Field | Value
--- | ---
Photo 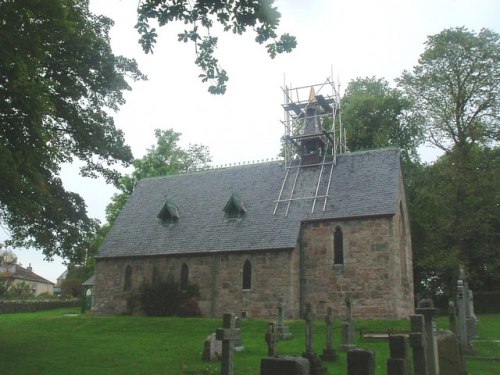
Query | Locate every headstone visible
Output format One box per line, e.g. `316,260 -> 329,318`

302,304 -> 326,375
437,330 -> 469,375
265,323 -> 278,357
260,356 -> 310,375
276,298 -> 293,340
409,314 -> 428,375
347,349 -> 375,375
465,289 -> 479,340
216,313 -> 241,375
448,300 -> 457,334
320,307 -> 338,361
387,335 -> 410,375
415,299 -> 440,375
456,267 -> 475,353
202,333 -> 222,361
234,317 -> 244,352
341,293 -> 356,351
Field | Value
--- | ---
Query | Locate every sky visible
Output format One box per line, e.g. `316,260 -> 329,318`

4,0 -> 499,283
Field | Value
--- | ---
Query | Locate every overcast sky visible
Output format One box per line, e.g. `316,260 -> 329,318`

5,0 -> 499,283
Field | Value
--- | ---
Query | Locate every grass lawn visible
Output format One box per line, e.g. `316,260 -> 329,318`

0,308 -> 497,374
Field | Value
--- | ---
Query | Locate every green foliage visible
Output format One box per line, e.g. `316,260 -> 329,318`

0,0 -> 146,263
62,264 -> 94,298
410,146 -> 499,296
341,76 -> 424,162
0,280 -> 34,298
399,27 -> 499,153
136,0 -> 296,94
132,273 -> 201,317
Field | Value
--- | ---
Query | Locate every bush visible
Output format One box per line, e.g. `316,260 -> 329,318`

130,274 -> 201,317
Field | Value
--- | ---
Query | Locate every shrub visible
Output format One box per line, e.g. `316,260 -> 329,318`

131,274 -> 201,317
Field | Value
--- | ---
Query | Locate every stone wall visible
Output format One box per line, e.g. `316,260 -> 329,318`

0,300 -> 80,314
93,248 -> 299,318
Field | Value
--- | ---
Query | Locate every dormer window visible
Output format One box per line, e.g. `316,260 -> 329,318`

158,200 -> 179,225
223,193 -> 246,220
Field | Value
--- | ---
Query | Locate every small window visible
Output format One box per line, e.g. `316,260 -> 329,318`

180,263 -> 189,290
158,200 -> 179,224
224,193 -> 246,220
334,226 -> 344,265
242,260 -> 252,290
124,265 -> 132,291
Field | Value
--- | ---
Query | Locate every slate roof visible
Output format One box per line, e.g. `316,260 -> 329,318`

0,264 -> 54,285
97,148 -> 402,259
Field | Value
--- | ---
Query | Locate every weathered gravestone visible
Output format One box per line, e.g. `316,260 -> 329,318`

341,293 -> 356,351
276,298 -> 293,340
234,316 -> 244,352
320,307 -> 338,361
302,304 -> 326,375
448,300 -> 457,334
415,299 -> 440,375
437,330 -> 468,375
410,314 -> 428,375
202,333 -> 222,361
265,323 -> 278,357
456,267 -> 475,353
261,356 -> 310,375
387,335 -> 410,375
347,349 -> 375,375
216,313 -> 241,375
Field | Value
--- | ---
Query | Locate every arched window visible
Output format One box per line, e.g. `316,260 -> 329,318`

180,263 -> 189,290
242,260 -> 252,290
124,265 -> 132,291
334,226 -> 344,265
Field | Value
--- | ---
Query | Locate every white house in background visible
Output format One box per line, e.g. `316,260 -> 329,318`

0,263 -> 54,296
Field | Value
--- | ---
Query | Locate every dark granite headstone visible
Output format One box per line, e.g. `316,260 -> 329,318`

416,299 -> 440,375
410,314 -> 428,375
347,349 -> 375,375
387,335 -> 409,375
260,356 -> 310,375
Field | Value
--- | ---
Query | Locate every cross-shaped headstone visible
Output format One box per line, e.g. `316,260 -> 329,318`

409,314 -> 428,375
304,303 -> 316,354
216,313 -> 241,375
265,322 -> 278,357
320,307 -> 338,361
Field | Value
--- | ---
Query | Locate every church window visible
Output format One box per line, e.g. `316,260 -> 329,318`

180,263 -> 189,290
124,265 -> 132,291
224,193 -> 246,220
334,226 -> 344,265
158,199 -> 179,225
242,260 -> 252,290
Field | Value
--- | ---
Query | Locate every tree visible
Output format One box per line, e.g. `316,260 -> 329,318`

136,0 -> 297,94
399,27 -> 500,293
0,1 -> 145,262
105,129 -> 211,226
399,27 -> 499,154
340,77 -> 423,161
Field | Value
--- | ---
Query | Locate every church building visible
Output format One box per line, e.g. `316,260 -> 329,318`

93,82 -> 414,319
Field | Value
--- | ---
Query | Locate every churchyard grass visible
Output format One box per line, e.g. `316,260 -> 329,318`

0,308 -> 497,374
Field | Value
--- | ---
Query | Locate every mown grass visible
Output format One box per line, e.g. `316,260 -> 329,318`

0,308 -> 497,374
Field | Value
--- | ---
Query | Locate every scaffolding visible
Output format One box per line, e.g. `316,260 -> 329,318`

274,74 -> 348,216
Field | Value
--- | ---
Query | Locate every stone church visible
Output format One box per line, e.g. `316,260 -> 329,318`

93,86 -> 414,319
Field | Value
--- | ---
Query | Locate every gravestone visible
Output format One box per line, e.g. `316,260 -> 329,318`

465,289 -> 478,341
456,267 -> 475,353
276,298 -> 293,340
409,314 -> 428,375
347,349 -> 375,375
415,299 -> 440,375
260,356 -> 310,375
320,307 -> 338,361
448,300 -> 457,334
234,317 -> 244,352
437,330 -> 468,375
216,313 -> 241,375
387,335 -> 410,375
202,333 -> 222,361
341,293 -> 356,351
302,304 -> 326,375
265,323 -> 278,357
